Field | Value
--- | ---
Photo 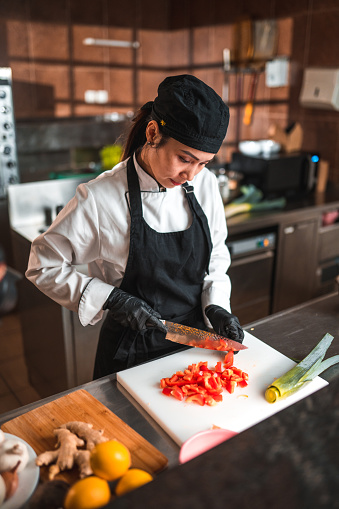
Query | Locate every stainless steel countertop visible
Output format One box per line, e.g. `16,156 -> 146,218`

0,292 -> 338,481
2,291 -> 338,439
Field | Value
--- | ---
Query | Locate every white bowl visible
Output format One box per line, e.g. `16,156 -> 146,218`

260,139 -> 281,156
238,140 -> 262,156
239,139 -> 281,157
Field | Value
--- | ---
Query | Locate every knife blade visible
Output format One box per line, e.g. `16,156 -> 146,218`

162,320 -> 247,352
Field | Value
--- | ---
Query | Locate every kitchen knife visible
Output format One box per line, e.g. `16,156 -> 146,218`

162,320 -> 247,352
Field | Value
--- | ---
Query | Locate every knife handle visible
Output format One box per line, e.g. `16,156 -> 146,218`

145,318 -> 166,327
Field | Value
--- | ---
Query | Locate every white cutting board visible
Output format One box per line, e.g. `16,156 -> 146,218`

117,331 -> 328,446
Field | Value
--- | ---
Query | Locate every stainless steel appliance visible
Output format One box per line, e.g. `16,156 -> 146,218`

0,68 -> 19,198
230,151 -> 319,199
226,230 -> 277,324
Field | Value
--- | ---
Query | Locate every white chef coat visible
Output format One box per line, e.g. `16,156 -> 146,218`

26,154 -> 232,327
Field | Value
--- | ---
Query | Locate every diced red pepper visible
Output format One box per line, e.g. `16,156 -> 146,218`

204,395 -> 217,406
160,351 -> 249,406
232,367 -> 243,376
162,387 -> 172,396
215,361 -> 223,373
223,351 -> 234,368
171,386 -> 185,401
225,380 -> 236,394
212,394 -> 223,403
186,394 -> 206,406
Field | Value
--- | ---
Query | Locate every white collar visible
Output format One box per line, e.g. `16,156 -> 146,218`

133,153 -> 166,192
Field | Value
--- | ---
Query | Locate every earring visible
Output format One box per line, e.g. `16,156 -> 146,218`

147,141 -> 151,145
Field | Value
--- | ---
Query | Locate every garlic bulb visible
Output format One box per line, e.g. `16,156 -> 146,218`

0,431 -> 5,446
0,439 -> 29,473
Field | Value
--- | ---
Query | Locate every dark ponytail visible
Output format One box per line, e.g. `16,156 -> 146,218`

121,106 -> 151,161
121,101 -> 169,161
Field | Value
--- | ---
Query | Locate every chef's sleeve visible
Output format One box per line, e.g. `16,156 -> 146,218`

25,184 -> 113,326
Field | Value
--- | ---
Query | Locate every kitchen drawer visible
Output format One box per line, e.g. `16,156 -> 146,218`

318,223 -> 339,262
228,251 -> 274,308
228,250 -> 274,324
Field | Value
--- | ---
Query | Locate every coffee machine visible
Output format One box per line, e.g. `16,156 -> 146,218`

229,151 -> 319,199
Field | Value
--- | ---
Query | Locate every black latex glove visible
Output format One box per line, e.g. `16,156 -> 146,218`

205,305 -> 244,343
103,287 -> 167,333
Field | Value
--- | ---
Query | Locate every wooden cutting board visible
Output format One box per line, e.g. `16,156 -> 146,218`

1,389 -> 168,484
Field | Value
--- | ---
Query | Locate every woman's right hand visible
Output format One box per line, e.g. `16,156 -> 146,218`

103,288 -> 167,333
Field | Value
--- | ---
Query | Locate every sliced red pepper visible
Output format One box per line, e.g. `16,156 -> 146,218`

223,351 -> 234,368
171,386 -> 185,401
160,352 -> 249,405
225,380 -> 236,394
204,395 -> 217,406
199,364 -> 210,372
215,361 -> 223,373
162,387 -> 172,396
212,394 -> 223,403
186,394 -> 205,406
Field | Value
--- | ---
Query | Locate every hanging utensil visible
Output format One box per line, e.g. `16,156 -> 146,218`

222,48 -> 231,103
233,18 -> 254,141
235,19 -> 254,64
243,19 -> 278,126
243,71 -> 259,126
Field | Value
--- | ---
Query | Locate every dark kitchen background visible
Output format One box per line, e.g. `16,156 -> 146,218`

0,0 -> 339,183
1,0 -> 339,412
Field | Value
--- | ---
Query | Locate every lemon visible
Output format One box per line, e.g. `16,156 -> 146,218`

115,468 -> 153,496
64,476 -> 111,509
90,440 -> 131,481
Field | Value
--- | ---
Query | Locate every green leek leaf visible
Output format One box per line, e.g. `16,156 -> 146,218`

265,333 -> 337,403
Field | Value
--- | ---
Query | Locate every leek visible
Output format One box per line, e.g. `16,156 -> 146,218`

225,197 -> 286,218
232,185 -> 263,205
265,333 -> 339,403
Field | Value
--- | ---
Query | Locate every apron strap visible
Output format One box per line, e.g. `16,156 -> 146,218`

182,181 -> 213,274
127,158 -> 212,274
126,156 -> 143,220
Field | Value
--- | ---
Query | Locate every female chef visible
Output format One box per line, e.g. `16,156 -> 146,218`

26,74 -> 244,379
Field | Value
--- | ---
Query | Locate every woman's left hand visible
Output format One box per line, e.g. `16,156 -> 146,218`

205,304 -> 244,343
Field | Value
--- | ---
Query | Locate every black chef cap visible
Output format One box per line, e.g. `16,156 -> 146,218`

147,75 -> 229,154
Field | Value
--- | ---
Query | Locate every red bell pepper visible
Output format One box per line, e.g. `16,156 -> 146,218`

160,351 -> 249,406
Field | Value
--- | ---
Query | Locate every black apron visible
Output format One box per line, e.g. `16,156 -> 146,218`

93,156 -> 212,378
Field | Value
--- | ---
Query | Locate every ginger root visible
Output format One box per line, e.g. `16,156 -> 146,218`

36,422 -> 109,480
60,421 -> 108,451
36,429 -> 85,480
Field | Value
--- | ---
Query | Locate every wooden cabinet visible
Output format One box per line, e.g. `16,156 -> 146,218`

228,250 -> 275,325
318,223 -> 339,261
314,221 -> 339,297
